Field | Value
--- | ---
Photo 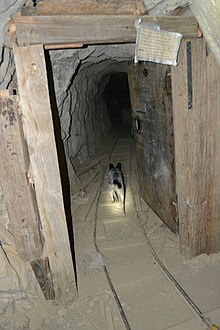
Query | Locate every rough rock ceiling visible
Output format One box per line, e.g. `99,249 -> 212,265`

144,0 -> 190,15
23,0 -> 191,16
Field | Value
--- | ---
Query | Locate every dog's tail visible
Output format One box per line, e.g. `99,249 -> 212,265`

113,179 -> 122,189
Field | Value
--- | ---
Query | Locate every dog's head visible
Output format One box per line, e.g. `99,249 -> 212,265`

109,163 -> 122,171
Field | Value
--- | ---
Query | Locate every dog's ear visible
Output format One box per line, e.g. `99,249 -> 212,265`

109,163 -> 114,171
116,163 -> 121,171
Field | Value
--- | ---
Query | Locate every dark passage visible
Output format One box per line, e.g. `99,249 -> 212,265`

103,72 -> 132,131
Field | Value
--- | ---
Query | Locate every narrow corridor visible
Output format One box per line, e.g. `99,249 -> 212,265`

71,132 -> 220,330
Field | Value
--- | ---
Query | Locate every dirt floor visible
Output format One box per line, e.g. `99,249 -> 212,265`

1,131 -> 220,330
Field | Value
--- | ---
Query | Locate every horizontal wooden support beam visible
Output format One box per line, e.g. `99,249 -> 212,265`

44,43 -> 84,50
15,15 -> 199,47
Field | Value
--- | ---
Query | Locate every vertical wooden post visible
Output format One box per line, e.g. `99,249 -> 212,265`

0,91 -> 56,299
13,44 -> 77,299
206,52 -> 220,254
0,92 -> 43,261
171,38 -> 220,257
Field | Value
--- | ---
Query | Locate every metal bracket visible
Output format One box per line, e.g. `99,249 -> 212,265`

186,41 -> 193,110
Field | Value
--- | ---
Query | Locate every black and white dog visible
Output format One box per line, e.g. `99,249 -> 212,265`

108,163 -> 125,213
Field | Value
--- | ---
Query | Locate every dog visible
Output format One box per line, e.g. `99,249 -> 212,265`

108,163 -> 125,213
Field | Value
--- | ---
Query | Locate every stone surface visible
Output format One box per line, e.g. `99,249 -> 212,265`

143,0 -> 189,14
190,0 -> 220,66
0,0 -> 25,89
1,2 -> 220,330
49,44 -> 135,192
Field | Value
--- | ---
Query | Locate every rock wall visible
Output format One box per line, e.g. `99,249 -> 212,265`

49,44 -> 135,193
0,0 -> 191,306
0,1 -> 191,194
0,0 -> 28,310
190,0 -> 220,67
0,0 -> 25,89
144,0 -> 189,14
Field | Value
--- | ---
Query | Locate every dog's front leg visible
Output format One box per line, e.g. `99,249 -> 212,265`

110,190 -> 115,203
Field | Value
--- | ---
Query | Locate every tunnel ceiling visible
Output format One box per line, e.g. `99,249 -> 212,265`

49,44 -> 135,108
0,0 -> 192,193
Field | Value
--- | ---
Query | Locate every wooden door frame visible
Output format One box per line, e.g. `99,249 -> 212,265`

11,44 -> 77,300
172,38 -> 220,257
4,14 -> 217,281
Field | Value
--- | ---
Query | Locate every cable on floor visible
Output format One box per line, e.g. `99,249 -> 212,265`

134,196 -> 219,330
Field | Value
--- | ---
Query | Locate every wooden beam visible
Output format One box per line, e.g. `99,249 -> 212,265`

127,64 -> 144,112
0,92 -> 57,299
206,52 -> 220,254
14,15 -> 199,46
0,93 -> 44,261
171,39 -> 209,257
44,43 -> 84,50
13,44 -> 77,299
22,0 -> 146,16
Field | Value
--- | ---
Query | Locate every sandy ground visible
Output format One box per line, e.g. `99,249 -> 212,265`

1,132 -> 220,330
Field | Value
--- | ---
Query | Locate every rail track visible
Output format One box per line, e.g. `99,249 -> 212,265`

73,132 -> 219,330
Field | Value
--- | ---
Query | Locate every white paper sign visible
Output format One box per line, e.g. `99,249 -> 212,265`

135,21 -> 183,66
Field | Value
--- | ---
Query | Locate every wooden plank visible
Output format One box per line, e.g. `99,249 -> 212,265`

14,15 -> 199,46
206,52 -> 220,254
44,43 -> 84,50
22,0 -> 146,16
127,64 -> 144,113
128,62 -> 177,233
171,39 -> 208,257
0,94 -> 43,261
13,44 -> 77,299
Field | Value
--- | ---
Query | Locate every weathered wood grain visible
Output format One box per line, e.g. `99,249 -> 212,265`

206,52 -> 220,254
22,0 -> 146,16
14,15 -> 199,46
128,62 -> 177,233
13,44 -> 77,299
0,93 -> 43,261
171,39 -> 209,257
127,64 -> 144,113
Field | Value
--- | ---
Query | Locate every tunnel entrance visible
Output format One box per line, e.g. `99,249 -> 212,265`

103,72 -> 132,131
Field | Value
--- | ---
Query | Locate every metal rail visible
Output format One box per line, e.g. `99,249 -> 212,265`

90,136 -> 219,330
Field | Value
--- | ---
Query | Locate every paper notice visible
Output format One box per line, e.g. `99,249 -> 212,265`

135,22 -> 183,66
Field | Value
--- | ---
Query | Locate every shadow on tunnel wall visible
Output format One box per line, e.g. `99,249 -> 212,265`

44,51 -> 78,288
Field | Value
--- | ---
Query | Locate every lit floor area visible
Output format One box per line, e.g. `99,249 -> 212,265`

1,131 -> 220,330
71,131 -> 220,330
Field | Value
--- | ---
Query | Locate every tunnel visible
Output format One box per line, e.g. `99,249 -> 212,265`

45,42 -> 178,236
44,42 -> 178,240
42,45 -> 137,285
41,43 -> 219,329
2,13 -> 220,329
103,72 -> 132,130
46,44 -> 135,196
